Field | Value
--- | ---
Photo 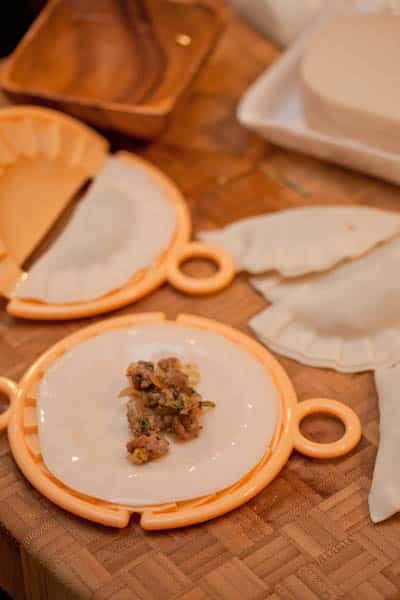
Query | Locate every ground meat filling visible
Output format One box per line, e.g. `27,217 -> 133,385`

122,357 -> 215,464
126,412 -> 170,465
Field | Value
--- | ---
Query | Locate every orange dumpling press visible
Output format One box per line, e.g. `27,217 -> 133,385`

0,105 -> 235,320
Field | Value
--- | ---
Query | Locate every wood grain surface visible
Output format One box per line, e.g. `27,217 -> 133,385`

1,9 -> 400,600
2,0 -> 227,138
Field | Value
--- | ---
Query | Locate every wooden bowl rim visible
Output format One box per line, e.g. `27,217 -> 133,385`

1,0 -> 229,116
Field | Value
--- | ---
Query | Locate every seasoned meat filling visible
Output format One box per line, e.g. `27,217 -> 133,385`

126,361 -> 155,390
122,357 -> 215,464
126,411 -> 169,465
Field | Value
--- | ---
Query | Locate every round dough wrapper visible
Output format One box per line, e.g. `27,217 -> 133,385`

37,322 -> 280,505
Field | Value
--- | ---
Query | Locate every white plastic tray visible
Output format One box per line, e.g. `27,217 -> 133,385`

238,0 -> 400,186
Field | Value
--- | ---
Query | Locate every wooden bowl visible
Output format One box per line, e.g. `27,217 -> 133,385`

0,0 -> 228,139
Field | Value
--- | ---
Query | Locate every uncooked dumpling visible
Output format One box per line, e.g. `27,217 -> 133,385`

199,206 -> 400,277
14,157 -> 176,304
250,237 -> 400,372
369,364 -> 400,523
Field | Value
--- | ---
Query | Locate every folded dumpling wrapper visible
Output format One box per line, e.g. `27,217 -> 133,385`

250,237 -> 400,372
14,157 -> 176,303
199,206 -> 400,277
369,364 -> 400,523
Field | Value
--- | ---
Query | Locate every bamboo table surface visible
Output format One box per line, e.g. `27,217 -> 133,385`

1,10 -> 400,600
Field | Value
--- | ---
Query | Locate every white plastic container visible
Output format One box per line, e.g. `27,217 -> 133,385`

238,0 -> 400,186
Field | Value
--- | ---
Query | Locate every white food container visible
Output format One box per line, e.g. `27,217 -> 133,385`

238,0 -> 400,187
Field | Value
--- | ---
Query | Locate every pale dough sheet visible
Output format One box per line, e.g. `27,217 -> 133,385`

37,323 -> 279,505
369,364 -> 400,523
14,157 -> 176,304
250,237 -> 400,373
302,15 -> 400,155
199,206 -> 400,277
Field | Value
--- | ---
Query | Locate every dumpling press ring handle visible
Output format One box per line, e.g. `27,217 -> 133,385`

0,377 -> 18,431
293,398 -> 362,459
167,241 -> 235,295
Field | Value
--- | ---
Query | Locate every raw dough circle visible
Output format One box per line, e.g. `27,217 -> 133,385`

38,322 -> 280,505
